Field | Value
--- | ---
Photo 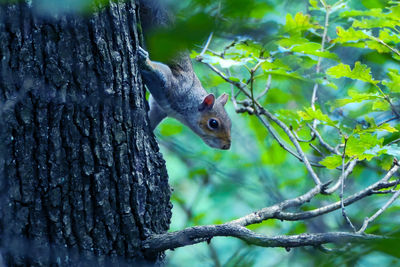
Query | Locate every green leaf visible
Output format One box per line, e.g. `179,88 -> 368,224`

309,0 -> 318,8
278,37 -> 338,59
379,29 -> 400,44
319,155 -> 342,169
346,133 -> 384,160
283,12 -> 322,36
290,43 -> 339,60
261,59 -> 290,71
326,62 -> 378,85
340,9 -> 385,19
365,40 -> 391,53
333,90 -> 382,108
229,76 -> 241,82
383,69 -> 400,92
372,99 -> 391,111
298,107 -> 337,127
276,109 -> 302,129
352,18 -> 400,29
234,41 -> 265,57
264,69 -> 306,81
354,118 -> 398,134
333,27 -> 369,43
377,123 -> 398,133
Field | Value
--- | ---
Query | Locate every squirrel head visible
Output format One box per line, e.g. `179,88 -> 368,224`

195,93 -> 231,150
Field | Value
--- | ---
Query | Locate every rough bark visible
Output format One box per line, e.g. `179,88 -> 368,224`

0,0 -> 171,265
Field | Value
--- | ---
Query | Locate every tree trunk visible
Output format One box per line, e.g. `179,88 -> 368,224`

0,0 -> 171,265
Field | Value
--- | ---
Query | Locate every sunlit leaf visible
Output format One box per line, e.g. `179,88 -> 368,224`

298,107 -> 337,127
283,12 -> 322,36
333,27 -> 369,43
346,133 -> 384,160
334,90 -> 382,108
326,62 -> 378,84
353,18 -> 400,29
319,155 -> 342,169
372,99 -> 391,111
383,69 -> 400,92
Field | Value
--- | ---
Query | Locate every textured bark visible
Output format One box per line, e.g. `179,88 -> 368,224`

0,0 -> 171,265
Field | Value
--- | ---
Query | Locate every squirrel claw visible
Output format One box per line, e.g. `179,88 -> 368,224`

138,46 -> 149,60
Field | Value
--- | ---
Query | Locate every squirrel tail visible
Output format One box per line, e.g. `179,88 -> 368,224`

138,0 -> 174,32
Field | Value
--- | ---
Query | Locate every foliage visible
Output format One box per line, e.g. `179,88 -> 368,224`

153,0 -> 400,266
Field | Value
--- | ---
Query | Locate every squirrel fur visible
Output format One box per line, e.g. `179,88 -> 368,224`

138,0 -> 232,150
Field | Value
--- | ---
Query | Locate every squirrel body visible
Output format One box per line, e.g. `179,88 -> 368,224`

138,0 -> 232,150
139,48 -> 231,150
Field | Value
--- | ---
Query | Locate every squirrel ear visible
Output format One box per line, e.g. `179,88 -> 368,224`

198,94 -> 215,111
217,93 -> 229,106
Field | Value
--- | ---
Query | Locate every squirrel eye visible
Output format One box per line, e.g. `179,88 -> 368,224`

208,118 -> 219,129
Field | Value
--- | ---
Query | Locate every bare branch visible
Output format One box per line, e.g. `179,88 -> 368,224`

307,123 -> 338,154
311,4 -> 330,130
195,59 -> 253,99
369,35 -> 400,57
256,74 -> 272,100
259,109 -> 322,185
275,171 -> 400,221
377,116 -> 400,127
229,184 -> 325,226
388,138 -> 400,146
142,224 -> 384,253
358,189 -> 400,233
142,167 -> 399,253
200,32 -> 214,57
256,115 -> 325,168
324,159 -> 358,194
340,138 -> 357,231
310,143 -> 324,156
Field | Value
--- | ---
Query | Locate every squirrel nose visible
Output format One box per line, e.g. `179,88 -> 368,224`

222,142 -> 231,150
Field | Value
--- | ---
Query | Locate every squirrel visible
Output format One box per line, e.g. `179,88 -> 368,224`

138,0 -> 232,150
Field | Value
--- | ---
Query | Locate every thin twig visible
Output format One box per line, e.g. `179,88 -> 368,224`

292,128 -> 315,143
310,143 -> 324,156
369,35 -> 400,57
311,3 -> 330,131
377,116 -> 400,127
259,109 -> 322,185
227,69 -> 239,110
340,137 -> 357,231
307,123 -> 338,154
256,74 -> 272,100
275,177 -> 400,222
371,189 -> 398,194
358,189 -> 400,233
200,32 -> 214,57
324,159 -> 358,194
257,115 -> 325,168
388,138 -> 400,146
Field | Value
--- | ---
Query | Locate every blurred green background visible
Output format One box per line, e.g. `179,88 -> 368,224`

151,0 -> 400,266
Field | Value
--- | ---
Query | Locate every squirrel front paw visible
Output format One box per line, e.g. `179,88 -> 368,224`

138,46 -> 149,61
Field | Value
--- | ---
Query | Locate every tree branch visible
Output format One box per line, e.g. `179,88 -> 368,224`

259,109 -> 322,185
142,165 -> 399,253
358,188 -> 400,233
142,224 -> 384,253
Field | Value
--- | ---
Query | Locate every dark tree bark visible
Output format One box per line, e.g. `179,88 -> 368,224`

0,0 -> 171,265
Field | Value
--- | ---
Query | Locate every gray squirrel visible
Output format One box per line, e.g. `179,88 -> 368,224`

138,0 -> 232,150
